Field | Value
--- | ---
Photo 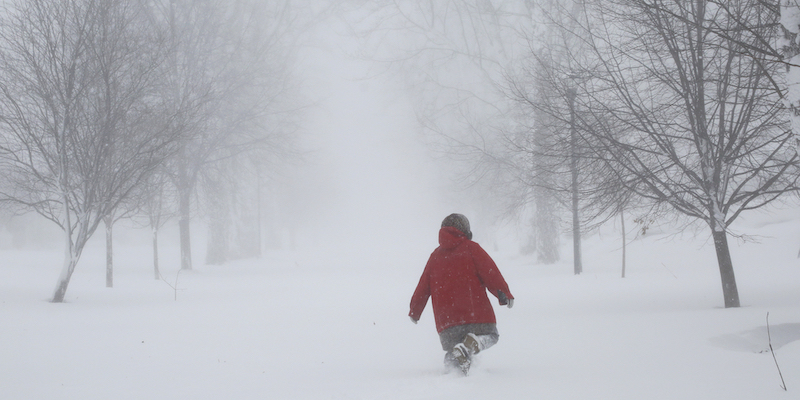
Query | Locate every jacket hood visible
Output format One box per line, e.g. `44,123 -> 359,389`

439,226 -> 468,250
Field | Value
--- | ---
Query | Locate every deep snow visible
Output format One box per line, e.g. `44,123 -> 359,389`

2,206 -> 800,400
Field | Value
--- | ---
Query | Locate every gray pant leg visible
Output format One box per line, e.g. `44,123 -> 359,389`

439,323 -> 499,351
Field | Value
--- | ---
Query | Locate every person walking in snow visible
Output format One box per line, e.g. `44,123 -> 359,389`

409,213 -> 514,375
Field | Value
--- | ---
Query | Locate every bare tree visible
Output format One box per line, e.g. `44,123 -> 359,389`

529,0 -> 592,274
565,0 -> 798,307
528,113 -> 562,264
0,0 -> 179,302
504,33 -> 640,274
131,167 -> 175,280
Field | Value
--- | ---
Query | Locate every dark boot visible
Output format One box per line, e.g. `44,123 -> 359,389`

452,343 -> 471,375
444,351 -> 460,371
463,333 -> 482,354
452,333 -> 483,375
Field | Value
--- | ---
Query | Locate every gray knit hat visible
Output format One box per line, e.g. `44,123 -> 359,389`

441,213 -> 472,240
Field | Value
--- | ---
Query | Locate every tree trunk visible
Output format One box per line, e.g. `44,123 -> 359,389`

568,87 -> 582,275
533,182 -> 560,263
53,195 -> 78,302
53,229 -> 80,303
52,258 -> 78,303
256,168 -> 262,258
712,229 -> 740,308
105,216 -> 113,288
206,205 -> 228,265
571,177 -> 582,275
153,227 -> 159,280
205,177 -> 228,265
179,187 -> 192,270
621,210 -> 626,278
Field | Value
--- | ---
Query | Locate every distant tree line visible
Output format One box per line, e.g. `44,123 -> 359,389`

0,0 -> 309,302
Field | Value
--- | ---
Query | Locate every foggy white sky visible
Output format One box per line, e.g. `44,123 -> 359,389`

289,21 -> 462,259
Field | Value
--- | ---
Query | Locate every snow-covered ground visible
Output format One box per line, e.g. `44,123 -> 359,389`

2,206 -> 800,400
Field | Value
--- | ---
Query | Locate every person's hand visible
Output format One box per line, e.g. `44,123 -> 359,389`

410,316 -> 418,324
498,290 -> 512,307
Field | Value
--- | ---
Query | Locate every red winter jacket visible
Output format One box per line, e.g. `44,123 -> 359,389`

409,226 -> 513,333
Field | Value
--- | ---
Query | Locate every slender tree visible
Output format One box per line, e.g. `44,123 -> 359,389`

0,0 -> 178,302
569,0 -> 798,307
129,166 -> 175,280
